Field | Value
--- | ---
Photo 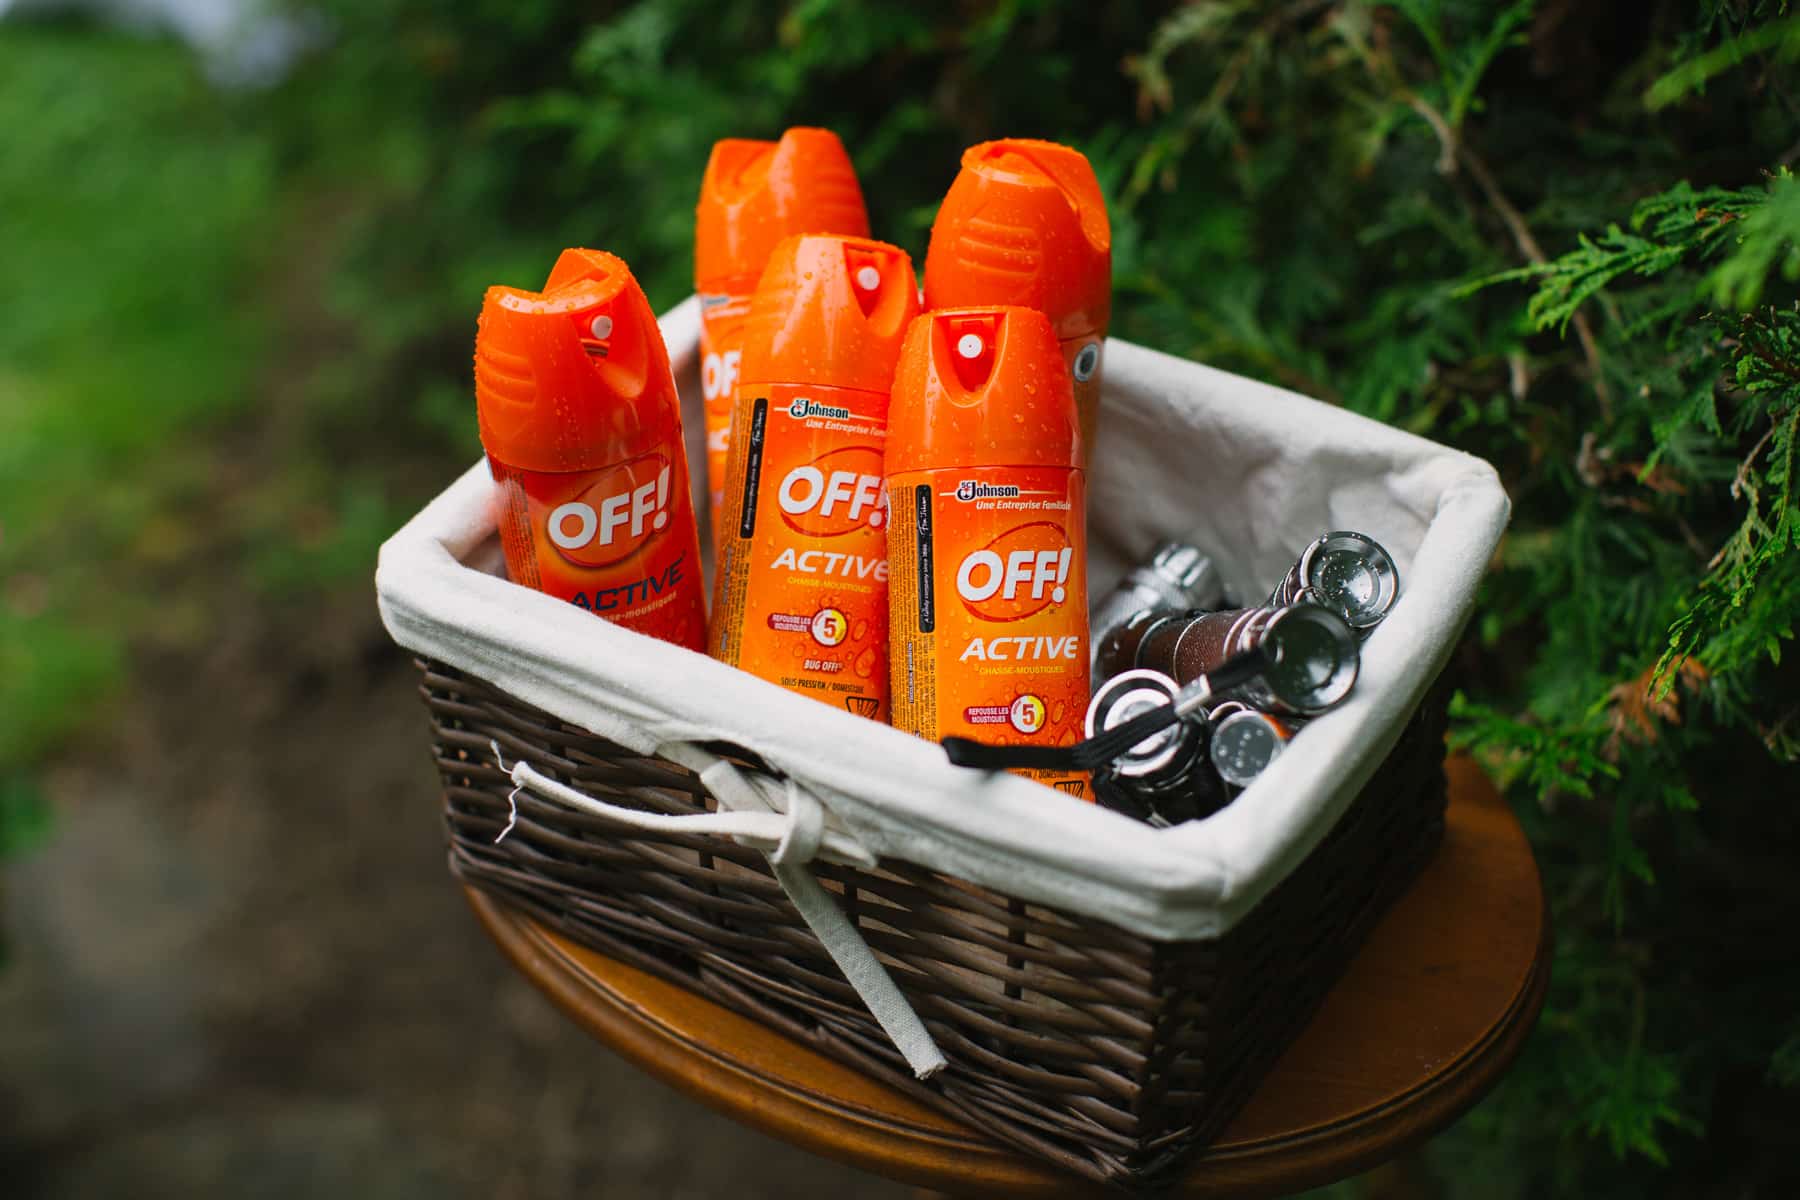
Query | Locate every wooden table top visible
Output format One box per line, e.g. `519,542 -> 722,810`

467,756 -> 1548,1197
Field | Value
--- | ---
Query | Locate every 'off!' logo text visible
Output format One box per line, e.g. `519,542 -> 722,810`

954,521 -> 1073,622
702,349 -> 740,403
545,453 -> 673,569
776,445 -> 887,537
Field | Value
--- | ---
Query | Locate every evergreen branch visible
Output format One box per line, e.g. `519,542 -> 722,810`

1656,308 -> 1800,696
1122,0 -> 1334,203
1470,177 -> 1778,338
1390,0 -> 1533,128
1708,169 -> 1800,309
1746,335 -> 1800,383
1728,416 -> 1781,514
1645,13 -> 1800,111
1407,91 -> 1615,420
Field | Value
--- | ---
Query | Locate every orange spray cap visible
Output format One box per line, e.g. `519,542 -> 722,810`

543,245 -> 629,292
888,306 -> 1081,474
922,139 -> 1111,342
695,128 -> 871,294
474,249 -> 679,474
738,233 -> 920,394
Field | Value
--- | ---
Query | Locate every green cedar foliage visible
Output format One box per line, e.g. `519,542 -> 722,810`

270,2 -> 1800,1194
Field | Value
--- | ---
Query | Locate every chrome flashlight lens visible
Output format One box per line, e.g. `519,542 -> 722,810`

1299,531 -> 1398,630
1211,710 -> 1288,787
1261,603 -> 1359,713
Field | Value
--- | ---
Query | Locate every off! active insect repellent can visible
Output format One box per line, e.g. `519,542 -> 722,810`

924,139 -> 1111,466
708,234 -> 919,719
695,129 -> 869,544
886,307 -> 1091,799
475,248 -> 708,651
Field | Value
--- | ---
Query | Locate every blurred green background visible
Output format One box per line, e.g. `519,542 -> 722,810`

3,1 -> 1798,1197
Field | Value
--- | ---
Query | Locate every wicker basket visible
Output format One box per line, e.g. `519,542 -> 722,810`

379,296 -> 1508,1191
420,657 -> 1447,1188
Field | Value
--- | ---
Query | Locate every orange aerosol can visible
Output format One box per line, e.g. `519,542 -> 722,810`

476,249 -> 708,651
923,139 -> 1111,464
886,306 -> 1090,798
695,129 -> 870,543
708,233 -> 920,718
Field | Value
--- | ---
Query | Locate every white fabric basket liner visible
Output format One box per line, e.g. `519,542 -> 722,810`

378,296 -> 1509,945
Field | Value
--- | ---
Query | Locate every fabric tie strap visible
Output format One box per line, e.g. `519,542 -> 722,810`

489,741 -> 948,1080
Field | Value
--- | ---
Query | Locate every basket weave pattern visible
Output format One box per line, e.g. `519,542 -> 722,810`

421,658 -> 1448,1188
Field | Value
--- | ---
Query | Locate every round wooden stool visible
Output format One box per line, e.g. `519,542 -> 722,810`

468,757 -> 1548,1197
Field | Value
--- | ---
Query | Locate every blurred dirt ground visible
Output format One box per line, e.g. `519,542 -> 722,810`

0,582 -> 908,1199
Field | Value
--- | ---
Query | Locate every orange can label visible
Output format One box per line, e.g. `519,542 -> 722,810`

710,382 -> 890,718
887,466 -> 1090,798
490,445 -> 708,652
699,293 -> 752,541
